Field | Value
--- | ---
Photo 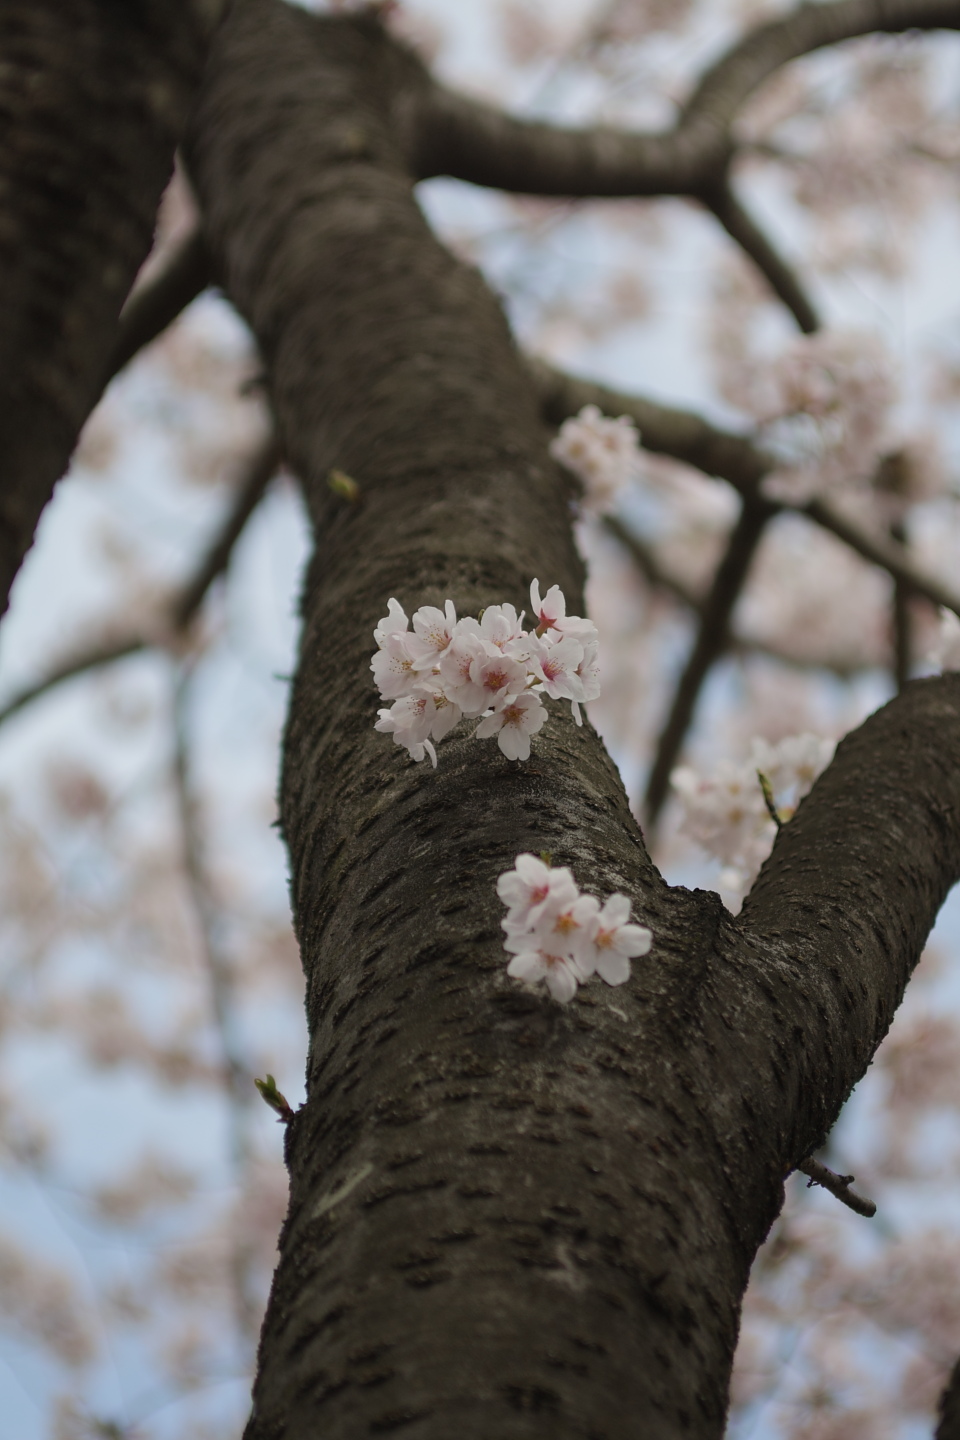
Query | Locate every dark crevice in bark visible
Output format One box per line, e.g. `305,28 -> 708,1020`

0,0 -> 211,617
184,4 -> 960,1436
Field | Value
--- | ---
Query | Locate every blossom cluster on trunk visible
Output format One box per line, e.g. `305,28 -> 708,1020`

372,581 -> 600,764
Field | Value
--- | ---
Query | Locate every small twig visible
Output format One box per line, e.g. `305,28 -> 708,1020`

602,515 -> 701,611
796,1156 -> 877,1218
756,770 -> 782,829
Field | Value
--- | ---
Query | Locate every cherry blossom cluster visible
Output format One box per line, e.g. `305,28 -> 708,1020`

372,581 -> 600,766
497,853 -> 652,1004
549,403 -> 641,514
671,733 -> 835,894
752,330 -> 896,503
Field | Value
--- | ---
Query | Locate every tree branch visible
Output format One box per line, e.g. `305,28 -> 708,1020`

171,660 -> 260,1346
701,181 -> 819,333
530,357 -> 769,493
104,226 -> 213,385
739,676 -> 960,1172
413,0 -> 960,198
604,513 -> 872,677
644,495 -> 775,826
530,361 -> 960,622
0,432 -> 278,728
795,1156 -> 877,1217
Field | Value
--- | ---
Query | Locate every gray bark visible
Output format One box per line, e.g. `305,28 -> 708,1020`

0,0 -> 211,615
184,4 -> 960,1437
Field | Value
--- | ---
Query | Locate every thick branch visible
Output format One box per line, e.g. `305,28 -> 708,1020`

644,496 -> 774,825
739,676 -> 960,1168
104,226 -> 213,384
0,1 -> 214,618
414,0 -> 960,198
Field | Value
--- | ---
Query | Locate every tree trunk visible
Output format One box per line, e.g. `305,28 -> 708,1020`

185,3 -> 960,1435
0,0 -> 210,615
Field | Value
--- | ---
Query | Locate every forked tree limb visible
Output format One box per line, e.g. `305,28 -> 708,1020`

413,0 -> 960,199
184,8 -> 960,1435
0,432 -> 278,729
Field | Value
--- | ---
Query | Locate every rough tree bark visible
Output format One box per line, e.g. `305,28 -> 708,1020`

0,0 -> 218,617
182,3 -> 960,1436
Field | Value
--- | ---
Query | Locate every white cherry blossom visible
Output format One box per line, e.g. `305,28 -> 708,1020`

375,694 -> 439,767
527,633 -> 586,703
578,894 -> 652,985
475,691 -> 547,760
373,597 -> 409,647
408,600 -> 458,670
497,854 -> 579,929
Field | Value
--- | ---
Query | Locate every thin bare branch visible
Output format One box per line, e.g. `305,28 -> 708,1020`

644,495 -> 774,826
104,226 -> 212,384
0,637 -> 147,728
414,0 -> 960,198
171,431 -> 280,627
0,432 -> 278,729
804,495 -> 960,619
604,513 -> 873,677
796,1156 -> 877,1218
702,181 -> 819,333
171,660 -> 260,1346
602,514 -> 700,610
